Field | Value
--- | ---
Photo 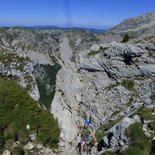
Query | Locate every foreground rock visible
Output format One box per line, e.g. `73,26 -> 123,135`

98,115 -> 141,153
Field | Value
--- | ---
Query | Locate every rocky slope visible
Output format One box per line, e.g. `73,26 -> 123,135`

109,12 -> 155,37
0,12 -> 155,155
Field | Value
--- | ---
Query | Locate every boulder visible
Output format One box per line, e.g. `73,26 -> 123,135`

24,142 -> 35,150
105,42 -> 144,58
100,115 -> 141,152
37,144 -> 43,150
2,150 -> 11,155
29,133 -> 36,141
139,64 -> 155,78
90,44 -> 100,51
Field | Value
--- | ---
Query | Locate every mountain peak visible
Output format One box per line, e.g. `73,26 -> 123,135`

109,12 -> 155,36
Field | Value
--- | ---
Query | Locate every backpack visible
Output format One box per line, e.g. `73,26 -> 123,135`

84,112 -> 95,133
85,112 -> 92,123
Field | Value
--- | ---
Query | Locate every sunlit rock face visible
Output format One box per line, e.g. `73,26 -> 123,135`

1,14 -> 155,154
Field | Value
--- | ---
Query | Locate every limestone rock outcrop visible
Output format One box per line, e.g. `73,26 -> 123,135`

99,115 -> 141,153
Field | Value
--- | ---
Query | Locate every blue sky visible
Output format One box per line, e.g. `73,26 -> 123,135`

0,0 -> 155,28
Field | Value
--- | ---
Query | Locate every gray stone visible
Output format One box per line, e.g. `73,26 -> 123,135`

24,142 -> 35,150
29,133 -> 36,141
90,44 -> 100,51
145,132 -> 151,138
37,144 -> 43,150
139,64 -> 155,78
2,150 -> 11,155
101,116 -> 141,152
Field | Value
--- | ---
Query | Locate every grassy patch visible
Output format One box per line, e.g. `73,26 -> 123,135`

0,52 -> 17,65
99,47 -> 109,51
111,109 -> 122,117
0,77 -> 60,153
0,52 -> 31,72
87,50 -> 101,56
102,151 -> 115,155
120,123 -> 151,155
87,47 -> 109,56
102,107 -> 155,155
136,107 -> 155,133
126,96 -> 134,106
136,108 -> 154,120
134,76 -> 145,81
24,74 -> 34,92
0,52 -> 30,65
34,64 -> 61,109
148,51 -> 153,57
106,83 -> 119,91
121,79 -> 135,91
11,147 -> 25,155
102,123 -> 152,155
150,92 -> 155,100
106,79 -> 135,92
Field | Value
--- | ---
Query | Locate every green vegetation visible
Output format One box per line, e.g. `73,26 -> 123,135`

120,123 -> 151,155
111,109 -> 122,117
106,79 -> 135,92
136,107 -> 155,133
133,36 -> 154,44
35,64 -> 61,109
0,77 -> 60,153
0,52 -> 31,72
126,91 -> 139,106
24,73 -> 34,92
121,79 -> 135,91
122,34 -> 129,43
87,50 -> 101,56
87,46 -> 109,56
150,92 -> 155,100
0,27 -> 9,33
0,51 -> 34,92
136,108 -> 155,121
102,151 -> 115,155
148,51 -> 153,57
11,147 -> 25,155
106,83 -> 119,91
126,96 -> 134,106
134,76 -> 145,81
102,123 -> 152,155
99,46 -> 109,51
102,107 -> 155,155
0,52 -> 17,65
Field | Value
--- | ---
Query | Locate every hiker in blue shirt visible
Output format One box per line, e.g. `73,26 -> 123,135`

79,113 -> 97,155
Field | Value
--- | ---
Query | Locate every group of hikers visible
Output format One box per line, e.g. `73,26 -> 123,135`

78,112 -> 98,155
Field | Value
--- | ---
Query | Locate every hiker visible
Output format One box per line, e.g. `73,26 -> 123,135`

79,114 -> 97,155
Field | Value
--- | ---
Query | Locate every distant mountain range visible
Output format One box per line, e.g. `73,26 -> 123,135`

21,25 -> 107,33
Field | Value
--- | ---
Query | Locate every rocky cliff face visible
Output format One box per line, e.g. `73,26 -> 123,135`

51,33 -> 155,154
0,13 -> 155,155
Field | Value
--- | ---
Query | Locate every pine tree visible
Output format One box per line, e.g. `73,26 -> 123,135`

122,34 -> 129,43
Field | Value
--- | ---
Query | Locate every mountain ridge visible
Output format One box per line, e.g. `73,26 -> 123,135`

109,12 -> 155,37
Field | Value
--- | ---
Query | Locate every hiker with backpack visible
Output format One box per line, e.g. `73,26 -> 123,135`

79,112 -> 98,155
